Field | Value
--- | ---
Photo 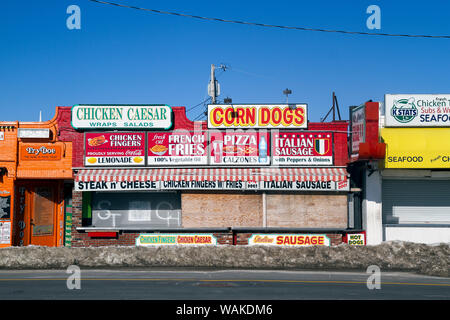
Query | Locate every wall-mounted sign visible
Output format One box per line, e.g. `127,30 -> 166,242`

209,130 -> 270,165
259,180 -> 348,191
85,132 -> 146,166
350,104 -> 366,153
147,131 -> 208,165
75,179 -> 348,192
272,131 -> 333,166
0,195 -> 11,219
72,105 -> 172,129
0,132 -> 4,141
382,127 -> 450,168
385,94 -> 450,127
136,234 -> 217,246
345,233 -> 365,246
207,104 -> 307,129
20,144 -> 62,161
248,234 -> 331,246
0,221 -> 11,245
18,128 -> 50,139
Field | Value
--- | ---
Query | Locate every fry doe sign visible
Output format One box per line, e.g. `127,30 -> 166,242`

71,105 -> 172,129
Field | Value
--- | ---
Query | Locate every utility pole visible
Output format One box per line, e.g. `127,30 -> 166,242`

208,64 -> 220,104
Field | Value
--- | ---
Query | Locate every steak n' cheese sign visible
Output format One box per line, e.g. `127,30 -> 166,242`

208,104 -> 307,129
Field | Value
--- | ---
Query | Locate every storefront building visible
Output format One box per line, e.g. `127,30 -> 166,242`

350,95 -> 450,245
0,108 -> 73,247
60,104 -> 353,247
347,101 -> 386,245
380,94 -> 450,244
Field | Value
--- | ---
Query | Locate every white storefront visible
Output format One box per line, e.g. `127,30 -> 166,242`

379,94 -> 450,244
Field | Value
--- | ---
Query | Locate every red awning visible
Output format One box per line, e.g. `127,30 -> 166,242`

75,167 -> 348,183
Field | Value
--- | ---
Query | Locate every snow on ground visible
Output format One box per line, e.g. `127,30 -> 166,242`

0,241 -> 448,277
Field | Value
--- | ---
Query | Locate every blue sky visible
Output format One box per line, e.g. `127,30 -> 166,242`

1,0 -> 450,122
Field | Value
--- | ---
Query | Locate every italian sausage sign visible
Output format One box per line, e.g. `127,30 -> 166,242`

208,104 -> 307,129
272,132 -> 333,166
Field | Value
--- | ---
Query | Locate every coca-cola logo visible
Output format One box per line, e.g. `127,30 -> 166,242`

26,146 -> 56,156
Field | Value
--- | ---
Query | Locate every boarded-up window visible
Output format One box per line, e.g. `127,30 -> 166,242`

91,192 -> 181,228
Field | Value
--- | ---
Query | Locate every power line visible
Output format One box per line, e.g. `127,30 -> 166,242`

187,97 -> 211,112
87,0 -> 450,39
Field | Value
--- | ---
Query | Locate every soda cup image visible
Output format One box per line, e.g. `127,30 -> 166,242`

213,140 -> 223,163
258,135 -> 267,163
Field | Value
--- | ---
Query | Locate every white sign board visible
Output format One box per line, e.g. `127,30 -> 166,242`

248,234 -> 331,246
385,94 -> 450,127
72,105 -> 172,129
207,104 -> 307,129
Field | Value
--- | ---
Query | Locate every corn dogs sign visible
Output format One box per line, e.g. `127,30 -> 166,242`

208,104 -> 307,129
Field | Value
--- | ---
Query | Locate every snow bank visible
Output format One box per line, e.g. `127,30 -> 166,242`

0,241 -> 448,277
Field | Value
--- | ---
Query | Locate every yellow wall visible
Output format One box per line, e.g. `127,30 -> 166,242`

381,127 -> 450,168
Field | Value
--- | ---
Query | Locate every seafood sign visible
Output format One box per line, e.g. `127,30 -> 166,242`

85,132 -> 145,166
385,94 -> 450,127
147,131 -> 208,165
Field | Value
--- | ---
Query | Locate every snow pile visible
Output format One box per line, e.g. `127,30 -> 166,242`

0,241 -> 448,277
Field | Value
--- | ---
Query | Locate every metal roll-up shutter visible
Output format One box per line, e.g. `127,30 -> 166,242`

382,179 -> 450,224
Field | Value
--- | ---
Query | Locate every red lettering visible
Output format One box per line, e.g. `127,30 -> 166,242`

224,108 -> 234,125
212,108 -> 224,126
304,236 -> 311,245
245,108 -> 256,125
294,108 -> 305,125
236,108 -> 245,125
272,107 -> 282,125
276,236 -> 283,245
260,108 -> 270,125
283,108 -> 293,124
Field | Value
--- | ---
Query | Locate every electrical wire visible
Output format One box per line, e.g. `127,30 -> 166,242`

187,97 -> 211,112
87,0 -> 450,39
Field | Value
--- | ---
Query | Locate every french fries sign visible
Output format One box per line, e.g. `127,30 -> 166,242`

208,104 -> 307,129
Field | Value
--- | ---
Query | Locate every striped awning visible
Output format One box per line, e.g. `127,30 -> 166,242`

75,168 -> 348,183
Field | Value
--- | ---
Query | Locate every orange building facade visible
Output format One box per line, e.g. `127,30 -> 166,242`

0,108 -> 73,247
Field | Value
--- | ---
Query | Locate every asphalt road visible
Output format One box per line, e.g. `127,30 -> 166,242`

0,269 -> 448,301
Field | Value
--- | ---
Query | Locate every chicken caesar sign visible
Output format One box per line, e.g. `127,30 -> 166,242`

71,105 -> 172,130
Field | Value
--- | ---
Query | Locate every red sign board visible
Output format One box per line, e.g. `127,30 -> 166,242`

147,131 -> 208,165
272,131 -> 333,166
209,131 -> 270,165
85,132 -> 145,166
